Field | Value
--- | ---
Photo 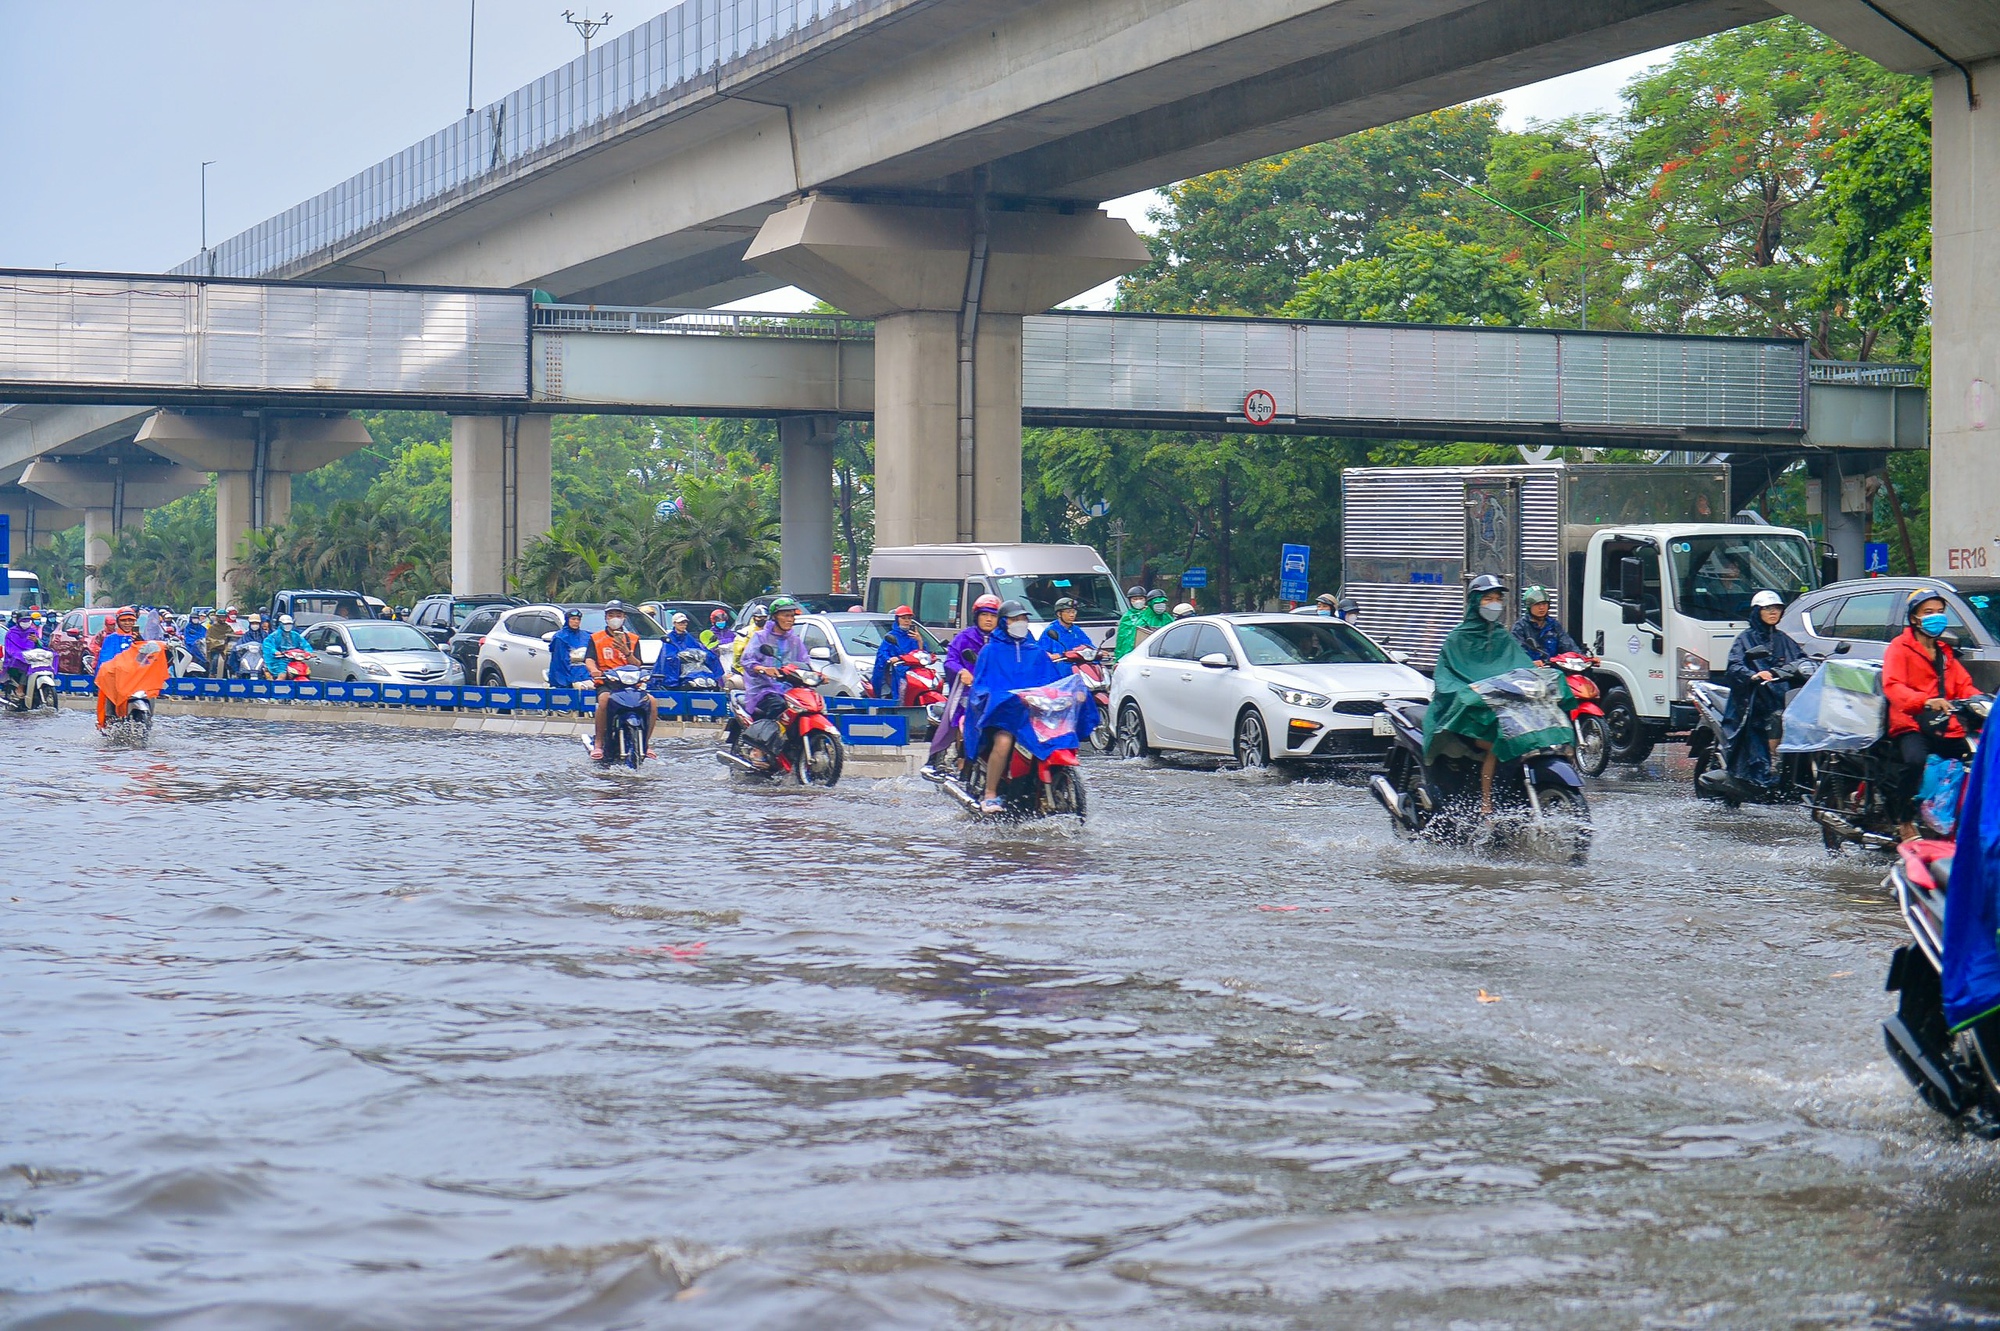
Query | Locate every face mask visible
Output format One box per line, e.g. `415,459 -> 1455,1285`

1316,608 -> 1331,617
1920,613 -> 1950,637
606,617 -> 625,632
1007,620 -> 1030,640
1478,602 -> 1503,623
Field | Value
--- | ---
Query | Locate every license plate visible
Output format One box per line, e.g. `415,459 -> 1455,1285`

1371,712 -> 1394,737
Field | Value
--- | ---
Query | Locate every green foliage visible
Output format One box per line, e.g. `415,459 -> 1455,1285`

1283,226 -> 1531,325
1815,88 -> 1932,362
229,500 -> 450,608
97,490 -> 217,608
24,527 -> 85,610
515,469 -> 779,603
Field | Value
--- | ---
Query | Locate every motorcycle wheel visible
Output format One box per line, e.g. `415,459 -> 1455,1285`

1537,785 -> 1593,865
624,721 -> 644,769
796,730 -> 845,787
1115,701 -> 1150,760
1089,720 -> 1114,753
1572,714 -> 1610,778
1046,766 -> 1088,820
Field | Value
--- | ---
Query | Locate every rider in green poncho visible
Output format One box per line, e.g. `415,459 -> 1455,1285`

1422,575 -> 1576,814
1115,587 -> 1175,659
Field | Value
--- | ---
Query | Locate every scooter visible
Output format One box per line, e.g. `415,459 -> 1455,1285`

167,640 -> 208,679
1806,694 -> 1989,853
671,647 -> 721,693
224,639 -> 264,680
1688,649 -> 1820,807
272,647 -> 312,682
1881,838 -> 2000,1133
719,662 -> 845,786
890,650 -> 946,708
101,691 -> 155,744
1,647 -> 58,712
1063,646 -> 1115,752
1548,651 -> 1607,777
924,675 -> 1092,820
591,665 -> 653,769
1369,667 -> 1592,864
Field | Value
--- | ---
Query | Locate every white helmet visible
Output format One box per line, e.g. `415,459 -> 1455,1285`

1750,590 -> 1783,610
1172,602 -> 1195,618
278,613 -> 296,626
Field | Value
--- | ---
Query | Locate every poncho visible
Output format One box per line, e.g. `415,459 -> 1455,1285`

1422,587 -> 1573,763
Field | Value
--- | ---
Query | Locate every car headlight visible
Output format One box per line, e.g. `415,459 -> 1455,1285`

362,661 -> 390,677
1267,682 -> 1330,709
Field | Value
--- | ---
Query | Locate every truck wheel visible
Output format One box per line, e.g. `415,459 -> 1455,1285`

1602,686 -> 1655,766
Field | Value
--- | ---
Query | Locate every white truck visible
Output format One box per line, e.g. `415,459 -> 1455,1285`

1340,462 -> 1828,764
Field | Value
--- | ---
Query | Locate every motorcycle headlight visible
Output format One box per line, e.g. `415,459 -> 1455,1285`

1268,682 -> 1330,709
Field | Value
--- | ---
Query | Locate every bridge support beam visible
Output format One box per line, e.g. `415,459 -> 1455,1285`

1807,451 -> 1882,583
0,495 -> 84,566
747,196 -> 1148,548
17,460 -> 206,605
1932,57 -> 2000,578
134,412 -> 374,607
451,415 -> 551,596
779,414 -> 839,594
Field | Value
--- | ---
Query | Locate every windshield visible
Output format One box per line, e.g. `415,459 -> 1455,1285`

1962,590 -> 2000,640
287,594 -> 370,625
347,623 -> 434,653
833,617 -> 942,656
575,608 -> 666,637
1668,534 -> 1818,621
990,574 -> 1125,621
1233,620 -> 1387,666
0,576 -> 45,611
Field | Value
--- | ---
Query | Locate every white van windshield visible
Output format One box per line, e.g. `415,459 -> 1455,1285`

990,574 -> 1125,621
0,573 -> 46,611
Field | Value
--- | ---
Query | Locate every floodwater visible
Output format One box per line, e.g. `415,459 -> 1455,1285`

5,712 -> 2000,1330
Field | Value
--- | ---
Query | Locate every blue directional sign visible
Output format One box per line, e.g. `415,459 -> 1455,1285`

1279,543 -> 1310,602
1864,541 -> 1890,576
837,714 -> 908,746
1180,567 -> 1207,589
0,513 -> 9,578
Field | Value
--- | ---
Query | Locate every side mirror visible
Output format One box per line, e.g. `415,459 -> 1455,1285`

324,643 -> 346,656
1835,640 -> 1852,654
1198,652 -> 1233,670
809,646 -> 833,662
540,631 -> 556,643
1620,602 -> 1643,625
1619,555 -> 1646,606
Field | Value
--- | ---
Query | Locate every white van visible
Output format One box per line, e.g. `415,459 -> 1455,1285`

865,544 -> 1129,637
0,570 -> 47,612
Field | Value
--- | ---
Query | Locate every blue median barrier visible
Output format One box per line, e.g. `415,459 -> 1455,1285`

837,713 -> 908,746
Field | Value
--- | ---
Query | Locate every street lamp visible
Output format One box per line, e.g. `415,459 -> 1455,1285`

562,9 -> 612,56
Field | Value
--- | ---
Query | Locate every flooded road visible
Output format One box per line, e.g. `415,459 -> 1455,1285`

5,711 -> 2000,1328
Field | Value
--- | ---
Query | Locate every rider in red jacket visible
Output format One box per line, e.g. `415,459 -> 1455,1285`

1883,586 -> 1981,840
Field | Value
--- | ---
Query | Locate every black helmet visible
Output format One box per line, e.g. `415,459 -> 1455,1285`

604,599 -> 632,614
1125,585 -> 1146,601
1467,574 -> 1505,596
997,598 -> 1031,619
1905,587 -> 1947,621
1146,588 -> 1168,604
1338,596 -> 1359,615
1054,596 -> 1078,613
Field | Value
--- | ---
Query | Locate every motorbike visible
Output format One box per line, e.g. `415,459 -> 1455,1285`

1369,666 -> 1592,864
167,640 -> 208,678
1,647 -> 58,712
1062,646 -> 1116,752
1548,652 -> 1607,777
1688,649 -> 1821,807
1800,688 -> 1989,853
272,647 -> 312,682
719,662 -> 845,786
888,650 -> 946,709
101,690 -> 155,744
671,647 -> 721,693
925,674 -> 1091,821
593,665 -> 654,769
1881,837 -> 2000,1133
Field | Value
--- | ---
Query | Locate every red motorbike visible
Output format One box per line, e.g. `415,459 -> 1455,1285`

271,647 -> 311,682
1062,646 -> 1114,751
720,662 -> 846,786
890,650 -> 946,708
1549,652 -> 1608,777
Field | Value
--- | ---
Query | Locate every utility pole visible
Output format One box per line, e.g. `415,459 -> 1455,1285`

201,160 -> 217,272
466,0 -> 477,117
1435,168 -> 1591,330
562,9 -> 612,56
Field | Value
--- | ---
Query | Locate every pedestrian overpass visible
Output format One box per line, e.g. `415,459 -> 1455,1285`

0,269 -> 1923,602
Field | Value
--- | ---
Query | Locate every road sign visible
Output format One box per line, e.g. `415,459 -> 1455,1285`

1864,541 -> 1890,575
1242,389 -> 1277,426
1084,496 -> 1111,518
1180,567 -> 1207,588
838,714 -> 908,746
1279,543 -> 1310,602
0,513 -> 8,577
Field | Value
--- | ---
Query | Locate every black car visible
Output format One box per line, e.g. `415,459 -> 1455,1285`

443,603 -> 520,681
409,592 -> 526,645
1778,575 -> 2000,693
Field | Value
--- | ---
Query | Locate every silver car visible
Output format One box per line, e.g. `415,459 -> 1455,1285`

303,619 -> 464,685
795,612 -> 945,697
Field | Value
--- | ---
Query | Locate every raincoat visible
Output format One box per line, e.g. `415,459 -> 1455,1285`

1884,626 -> 1978,739
1115,603 -> 1172,657
700,624 -> 736,654
181,618 -> 208,671
741,622 -> 809,713
93,630 -> 135,678
651,630 -> 721,688
965,626 -> 1099,762
1943,725 -> 2000,1030
945,623 -> 988,681
545,624 -> 592,688
1722,618 -> 1803,786
1510,610 -> 1578,664
3,623 -> 36,673
1041,618 -> 1095,660
261,626 -> 310,674
871,622 -> 925,699
1422,587 -> 1573,763
96,640 -> 169,728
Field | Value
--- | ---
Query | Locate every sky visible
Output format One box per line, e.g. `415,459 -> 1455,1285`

0,3 -> 1675,305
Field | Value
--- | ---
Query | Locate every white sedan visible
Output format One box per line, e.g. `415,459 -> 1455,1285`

1108,614 -> 1432,768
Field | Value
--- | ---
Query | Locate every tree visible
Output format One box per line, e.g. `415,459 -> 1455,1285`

1283,226 -> 1532,325
1815,87 -> 1931,363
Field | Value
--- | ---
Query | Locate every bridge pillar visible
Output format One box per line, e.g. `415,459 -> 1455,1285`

1932,58 -> 2000,578
746,196 -> 1148,546
17,460 -> 205,605
451,415 -> 551,595
779,414 -> 839,593
0,495 -> 84,566
1808,452 -> 1881,583
134,412 -> 373,606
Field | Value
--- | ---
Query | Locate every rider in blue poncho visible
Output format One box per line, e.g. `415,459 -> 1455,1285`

546,607 -> 592,688
964,599 -> 1100,813
651,612 -> 722,688
1040,596 -> 1096,660
870,605 -> 926,700
1944,712 -> 2000,1032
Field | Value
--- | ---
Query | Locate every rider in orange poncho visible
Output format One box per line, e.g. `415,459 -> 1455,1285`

96,639 -> 169,730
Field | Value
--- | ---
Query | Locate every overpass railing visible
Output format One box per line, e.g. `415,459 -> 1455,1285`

169,0 -> 889,281
1809,359 -> 1921,386
533,305 -> 872,339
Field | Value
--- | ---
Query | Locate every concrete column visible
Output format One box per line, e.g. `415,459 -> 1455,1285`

451,414 -> 552,595
1808,452 -> 1876,582
746,197 -> 1149,550
18,460 -> 205,605
1931,58 -> 2000,578
81,507 -> 142,606
779,415 -> 839,593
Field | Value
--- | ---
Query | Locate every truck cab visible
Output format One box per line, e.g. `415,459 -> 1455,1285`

1579,522 -> 1821,762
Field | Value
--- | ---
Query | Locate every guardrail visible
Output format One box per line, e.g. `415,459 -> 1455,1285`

533,304 -> 874,340
1809,359 -> 1921,386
